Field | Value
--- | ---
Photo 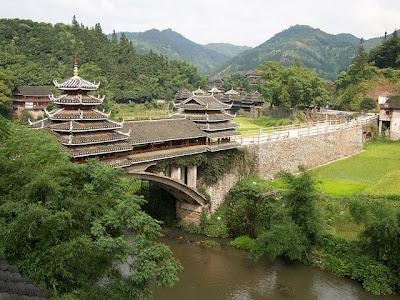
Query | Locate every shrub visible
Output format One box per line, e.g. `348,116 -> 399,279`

359,97 -> 377,111
230,236 -> 255,251
201,240 -> 218,248
251,223 -> 308,261
315,235 -> 398,295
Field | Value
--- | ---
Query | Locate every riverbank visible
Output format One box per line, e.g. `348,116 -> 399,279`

156,228 -> 399,300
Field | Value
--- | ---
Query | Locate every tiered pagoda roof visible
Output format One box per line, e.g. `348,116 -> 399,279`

231,90 -> 264,111
174,88 -> 191,103
243,91 -> 264,104
224,89 -> 239,96
193,88 -> 206,95
53,75 -> 100,90
174,95 -> 239,140
30,64 -> 133,159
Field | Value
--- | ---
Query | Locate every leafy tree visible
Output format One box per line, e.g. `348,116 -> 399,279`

259,61 -> 330,108
354,205 -> 400,276
251,223 -> 307,260
0,18 -> 206,109
370,30 -> 400,69
0,123 -> 181,297
283,170 -> 321,244
222,73 -> 251,92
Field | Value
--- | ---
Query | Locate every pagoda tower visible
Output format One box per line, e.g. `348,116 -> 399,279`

174,94 -> 239,148
30,63 -> 133,160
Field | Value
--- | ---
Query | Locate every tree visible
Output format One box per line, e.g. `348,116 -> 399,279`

353,205 -> 400,276
259,61 -> 329,108
0,18 -> 206,110
370,30 -> 400,69
0,124 -> 181,297
283,170 -> 321,244
72,15 -> 78,26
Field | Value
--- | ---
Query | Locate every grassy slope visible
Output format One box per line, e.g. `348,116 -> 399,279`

310,140 -> 400,239
312,140 -> 400,196
234,116 -> 293,135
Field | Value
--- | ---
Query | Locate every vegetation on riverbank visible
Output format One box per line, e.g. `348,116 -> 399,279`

195,142 -> 400,295
0,120 -> 181,298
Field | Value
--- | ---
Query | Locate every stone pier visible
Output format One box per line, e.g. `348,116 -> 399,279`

186,165 -> 197,188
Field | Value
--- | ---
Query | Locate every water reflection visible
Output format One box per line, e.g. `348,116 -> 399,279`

154,235 -> 399,300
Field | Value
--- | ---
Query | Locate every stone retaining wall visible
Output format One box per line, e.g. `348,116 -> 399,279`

206,126 -> 363,211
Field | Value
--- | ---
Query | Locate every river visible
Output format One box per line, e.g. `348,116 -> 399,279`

154,230 -> 399,300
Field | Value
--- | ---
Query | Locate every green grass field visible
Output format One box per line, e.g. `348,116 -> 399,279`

234,116 -> 293,136
113,103 -> 171,120
312,140 -> 400,196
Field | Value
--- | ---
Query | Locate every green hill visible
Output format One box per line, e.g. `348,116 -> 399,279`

203,43 -> 251,58
113,29 -> 231,74
0,19 -> 206,109
219,25 -> 388,80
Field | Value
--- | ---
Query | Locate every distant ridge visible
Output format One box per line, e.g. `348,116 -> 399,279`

111,29 -> 235,74
110,25 -> 391,80
203,43 -> 251,58
218,25 -> 390,80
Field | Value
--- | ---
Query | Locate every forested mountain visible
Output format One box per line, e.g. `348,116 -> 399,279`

0,18 -> 206,116
112,29 -> 230,73
335,31 -> 400,110
203,43 -> 251,58
219,25 -> 388,80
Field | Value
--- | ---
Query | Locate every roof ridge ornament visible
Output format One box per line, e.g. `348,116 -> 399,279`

73,55 -> 79,76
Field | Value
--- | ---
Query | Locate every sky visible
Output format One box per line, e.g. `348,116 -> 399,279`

0,0 -> 399,47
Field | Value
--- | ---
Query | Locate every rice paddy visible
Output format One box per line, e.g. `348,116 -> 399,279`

312,140 -> 400,196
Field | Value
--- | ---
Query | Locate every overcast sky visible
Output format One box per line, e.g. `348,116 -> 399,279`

0,0 -> 399,46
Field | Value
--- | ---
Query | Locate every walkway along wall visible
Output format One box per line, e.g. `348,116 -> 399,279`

205,125 -> 364,212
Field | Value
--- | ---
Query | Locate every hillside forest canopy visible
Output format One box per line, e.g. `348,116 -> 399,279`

0,18 -> 207,117
0,18 -> 400,116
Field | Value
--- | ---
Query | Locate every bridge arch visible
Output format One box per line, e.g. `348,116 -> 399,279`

125,171 -> 207,206
125,171 -> 207,224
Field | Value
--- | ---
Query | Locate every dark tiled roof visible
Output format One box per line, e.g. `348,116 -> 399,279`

176,95 -> 231,111
47,109 -> 108,121
70,141 -> 133,157
12,86 -> 51,97
123,119 -> 206,145
50,94 -> 104,105
50,120 -> 123,132
0,257 -> 49,299
182,113 -> 234,122
387,96 -> 400,109
245,91 -> 264,103
59,131 -> 129,145
175,89 -> 191,100
54,76 -> 99,91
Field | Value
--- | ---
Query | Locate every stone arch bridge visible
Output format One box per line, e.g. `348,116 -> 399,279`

125,163 -> 208,223
123,116 -> 378,224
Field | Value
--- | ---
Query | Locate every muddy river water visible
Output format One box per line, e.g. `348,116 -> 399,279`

154,232 -> 399,300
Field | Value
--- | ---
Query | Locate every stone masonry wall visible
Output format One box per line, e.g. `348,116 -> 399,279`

205,172 -> 242,213
206,126 -> 363,212
250,126 -> 363,179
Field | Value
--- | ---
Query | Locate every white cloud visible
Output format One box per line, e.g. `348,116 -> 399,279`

0,0 -> 398,46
